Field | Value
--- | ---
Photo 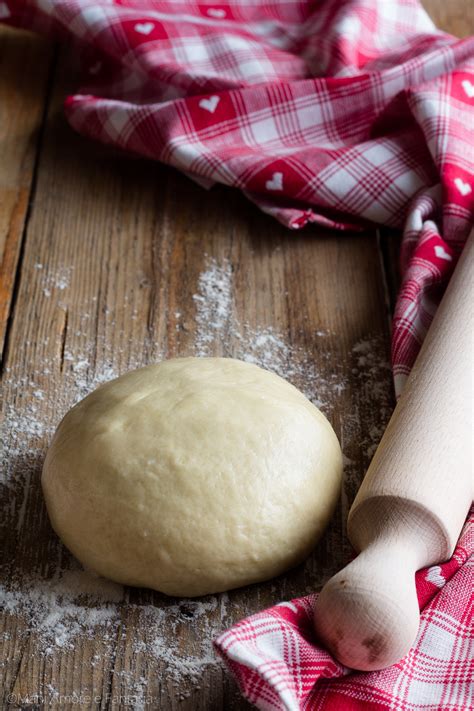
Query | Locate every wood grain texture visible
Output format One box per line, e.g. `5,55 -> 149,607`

0,28 -> 54,357
0,1 -> 468,708
421,0 -> 474,36
1,50 -> 393,711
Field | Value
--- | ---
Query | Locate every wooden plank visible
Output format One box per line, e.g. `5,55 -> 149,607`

4,0 -> 470,704
0,27 -> 55,357
0,47 -> 394,709
421,0 -> 473,36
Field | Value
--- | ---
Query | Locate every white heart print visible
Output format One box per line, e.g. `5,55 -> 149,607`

434,245 -> 452,261
207,8 -> 226,18
425,565 -> 445,588
454,177 -> 472,196
461,79 -> 474,98
199,96 -> 220,113
266,172 -> 284,191
135,22 -> 154,35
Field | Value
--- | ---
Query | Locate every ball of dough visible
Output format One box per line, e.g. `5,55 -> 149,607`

42,357 -> 342,597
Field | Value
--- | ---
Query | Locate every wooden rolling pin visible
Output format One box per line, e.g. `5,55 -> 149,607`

313,233 -> 473,671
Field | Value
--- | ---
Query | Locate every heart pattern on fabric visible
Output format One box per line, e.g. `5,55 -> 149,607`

266,172 -> 283,190
426,565 -> 445,588
135,22 -> 154,35
199,95 -> 220,113
454,177 -> 472,196
207,8 -> 226,18
461,79 -> 474,98
434,245 -> 452,261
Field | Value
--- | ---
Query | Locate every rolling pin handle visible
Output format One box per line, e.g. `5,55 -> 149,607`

313,233 -> 473,671
314,526 -> 422,670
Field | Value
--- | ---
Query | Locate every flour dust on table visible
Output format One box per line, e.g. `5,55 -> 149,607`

1,257 -> 392,695
192,256 -> 346,410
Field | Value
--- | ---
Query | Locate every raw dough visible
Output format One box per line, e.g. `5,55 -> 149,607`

42,357 -> 342,597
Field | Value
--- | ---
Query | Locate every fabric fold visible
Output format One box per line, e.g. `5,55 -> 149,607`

3,2 -> 473,708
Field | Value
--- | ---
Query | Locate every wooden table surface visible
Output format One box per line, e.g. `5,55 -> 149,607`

1,2 -> 471,709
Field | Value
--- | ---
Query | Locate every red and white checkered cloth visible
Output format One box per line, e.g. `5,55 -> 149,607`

3,1 -> 473,708
215,512 -> 473,710
3,0 -> 473,390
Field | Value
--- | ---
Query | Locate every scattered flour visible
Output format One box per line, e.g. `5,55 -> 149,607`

37,264 -> 73,296
0,569 -> 122,649
192,257 -> 346,412
0,255 -> 393,698
146,595 -> 228,687
193,259 -> 233,351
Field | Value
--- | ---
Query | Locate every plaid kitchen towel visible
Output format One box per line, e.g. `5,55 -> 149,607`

2,0 -> 473,393
3,1 -> 473,709
215,512 -> 473,710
